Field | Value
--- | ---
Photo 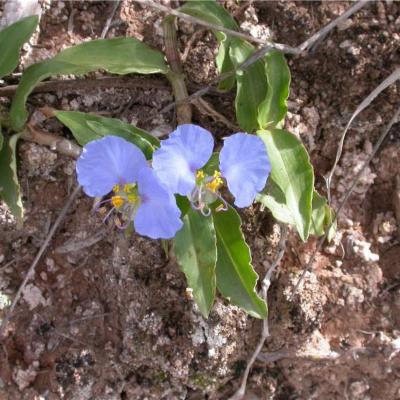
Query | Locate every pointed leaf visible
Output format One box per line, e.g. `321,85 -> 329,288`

0,132 -> 23,222
10,37 -> 168,131
179,0 -> 238,91
257,183 -> 335,239
0,15 -> 39,78
256,178 -> 293,225
54,110 -> 159,159
212,205 -> 267,319
230,39 -> 268,132
174,208 -> 217,318
257,50 -> 290,129
258,129 -> 314,241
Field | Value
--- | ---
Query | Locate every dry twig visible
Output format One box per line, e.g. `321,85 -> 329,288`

143,0 -> 369,119
22,123 -> 81,158
325,68 -> 400,202
101,0 -> 121,39
138,0 -> 299,53
229,224 -> 288,400
0,185 -> 81,340
292,104 -> 400,298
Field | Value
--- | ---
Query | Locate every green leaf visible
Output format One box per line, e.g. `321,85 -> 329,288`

256,178 -> 293,226
230,39 -> 268,132
174,208 -> 217,318
179,0 -> 238,91
0,15 -> 39,79
258,129 -> 314,241
212,205 -> 267,319
54,111 -> 158,159
0,132 -> 23,222
257,50 -> 290,130
257,184 -> 335,239
202,152 -> 219,175
10,37 -> 168,131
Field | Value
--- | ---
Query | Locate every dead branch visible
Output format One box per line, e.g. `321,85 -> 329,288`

163,14 -> 192,124
101,0 -> 120,39
138,0 -> 299,54
292,104 -> 400,298
22,123 -> 81,158
0,185 -> 81,340
143,1 -> 369,120
0,76 -> 170,98
325,68 -> 400,203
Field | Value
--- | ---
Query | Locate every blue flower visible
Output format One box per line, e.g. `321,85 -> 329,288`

76,135 -> 183,239
152,124 -> 271,212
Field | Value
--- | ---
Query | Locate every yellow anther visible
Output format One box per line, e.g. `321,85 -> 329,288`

213,170 -> 221,178
206,175 -> 223,193
127,193 -> 138,203
123,184 -> 131,193
113,184 -> 120,193
196,170 -> 205,180
111,195 -> 124,208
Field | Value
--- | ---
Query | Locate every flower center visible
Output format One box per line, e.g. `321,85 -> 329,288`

191,170 -> 227,216
195,170 -> 223,193
111,184 -> 139,209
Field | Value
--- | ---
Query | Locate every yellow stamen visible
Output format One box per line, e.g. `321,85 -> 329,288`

196,170 -> 205,180
127,193 -> 138,203
206,170 -> 223,193
213,170 -> 221,179
111,195 -> 124,208
113,184 -> 120,193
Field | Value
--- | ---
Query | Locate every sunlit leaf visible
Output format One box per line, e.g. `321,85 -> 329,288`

0,15 -> 39,78
54,110 -> 158,159
258,129 -> 314,241
257,50 -> 290,129
179,0 -> 238,91
10,37 -> 168,131
256,178 -> 293,226
0,132 -> 23,222
257,183 -> 335,239
230,39 -> 268,132
212,205 -> 267,319
174,208 -> 217,318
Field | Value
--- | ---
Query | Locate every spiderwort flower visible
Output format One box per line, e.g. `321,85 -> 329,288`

76,135 -> 183,239
152,124 -> 271,214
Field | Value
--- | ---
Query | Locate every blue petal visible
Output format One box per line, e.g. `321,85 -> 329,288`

76,136 -> 147,197
134,167 -> 183,239
152,124 -> 214,196
220,133 -> 271,208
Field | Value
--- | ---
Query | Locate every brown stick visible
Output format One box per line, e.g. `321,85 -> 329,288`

0,76 -> 170,98
0,185 -> 81,340
163,15 -> 192,124
22,123 -> 81,158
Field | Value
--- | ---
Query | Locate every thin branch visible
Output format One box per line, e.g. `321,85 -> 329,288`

325,68 -> 400,203
0,76 -> 170,98
163,15 -> 192,124
138,0 -> 299,54
292,104 -> 400,298
0,185 -> 81,340
22,123 -> 81,158
297,1 -> 370,53
143,1 -> 368,120
101,0 -> 120,39
229,224 -> 288,400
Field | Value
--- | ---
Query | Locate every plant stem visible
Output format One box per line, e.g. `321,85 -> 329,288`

162,15 -> 192,124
